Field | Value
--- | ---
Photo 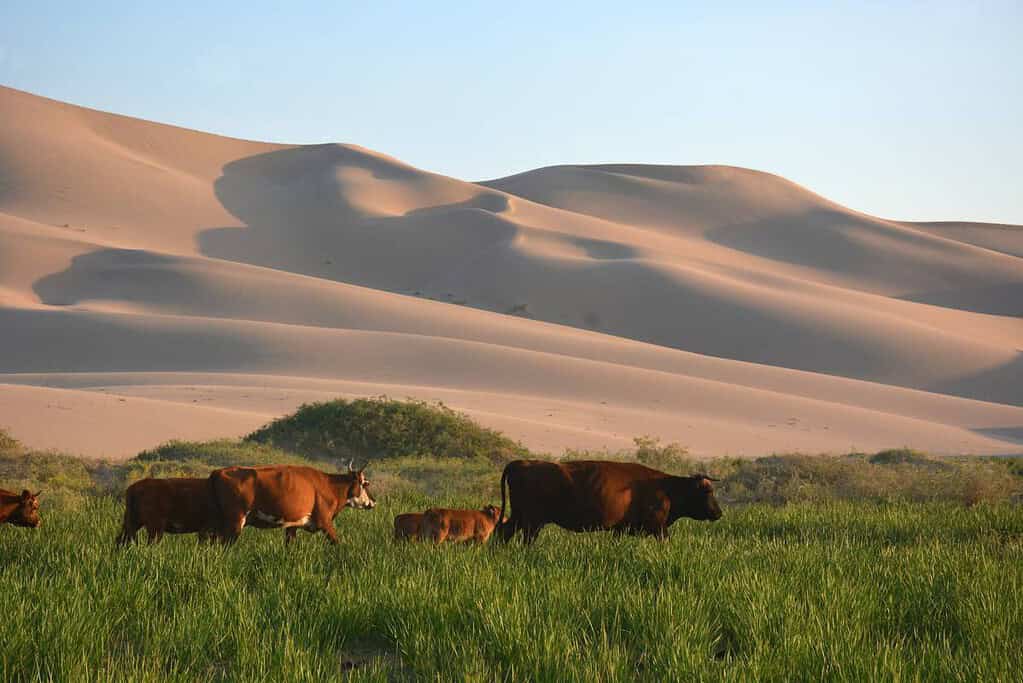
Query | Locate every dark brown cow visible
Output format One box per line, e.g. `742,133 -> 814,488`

496,460 -> 721,544
0,488 -> 41,528
421,505 -> 502,544
393,512 -> 424,541
209,463 -> 375,545
116,478 -> 216,545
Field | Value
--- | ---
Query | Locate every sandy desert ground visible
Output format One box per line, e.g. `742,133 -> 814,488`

1,85 -> 1021,459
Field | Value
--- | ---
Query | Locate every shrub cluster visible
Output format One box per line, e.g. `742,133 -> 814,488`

245,397 -> 530,463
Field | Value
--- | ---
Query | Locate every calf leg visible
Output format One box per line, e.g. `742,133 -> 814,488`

219,510 -> 247,544
285,528 -> 298,545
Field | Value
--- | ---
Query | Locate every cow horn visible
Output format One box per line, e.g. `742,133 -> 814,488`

347,459 -> 355,473
693,473 -> 720,482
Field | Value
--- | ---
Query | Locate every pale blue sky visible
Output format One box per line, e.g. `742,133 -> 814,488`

2,2 -> 1021,223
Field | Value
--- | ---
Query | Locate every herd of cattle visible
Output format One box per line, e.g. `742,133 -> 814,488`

1,459 -> 723,545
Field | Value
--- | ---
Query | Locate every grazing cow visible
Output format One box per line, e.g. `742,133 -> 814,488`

496,460 -> 721,544
208,462 -> 375,545
421,505 -> 501,544
116,477 -> 217,545
393,512 -> 424,541
0,488 -> 41,528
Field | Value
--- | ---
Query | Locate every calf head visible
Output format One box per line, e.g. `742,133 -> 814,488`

343,462 -> 376,510
675,475 -> 722,521
480,504 -> 501,525
11,490 -> 42,528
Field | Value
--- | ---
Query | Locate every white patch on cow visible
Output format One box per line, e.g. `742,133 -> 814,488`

346,488 -> 375,509
252,510 -> 283,526
249,510 -> 313,528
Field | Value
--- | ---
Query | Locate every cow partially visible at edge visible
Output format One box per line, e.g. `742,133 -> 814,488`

495,460 -> 721,544
0,488 -> 41,529
208,461 -> 375,545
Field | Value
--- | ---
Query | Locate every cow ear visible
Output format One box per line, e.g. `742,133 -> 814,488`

33,490 -> 42,498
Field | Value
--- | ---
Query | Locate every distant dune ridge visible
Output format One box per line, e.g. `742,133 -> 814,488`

1,85 -> 1021,459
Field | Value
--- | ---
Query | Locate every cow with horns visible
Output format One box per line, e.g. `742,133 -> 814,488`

208,460 -> 375,544
495,460 -> 722,544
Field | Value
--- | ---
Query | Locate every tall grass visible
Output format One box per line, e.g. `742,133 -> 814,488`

1,495 -> 1021,681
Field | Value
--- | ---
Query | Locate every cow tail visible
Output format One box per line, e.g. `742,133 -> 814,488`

496,463 -> 510,535
116,487 -> 136,546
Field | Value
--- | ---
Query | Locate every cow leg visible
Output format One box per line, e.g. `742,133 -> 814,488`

312,502 -> 338,544
522,524 -> 542,545
638,501 -> 671,539
497,515 -> 521,543
117,521 -> 139,546
145,523 -> 164,545
220,511 -> 247,544
285,528 -> 298,545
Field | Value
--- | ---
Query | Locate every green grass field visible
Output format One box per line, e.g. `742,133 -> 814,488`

3,496 -> 1022,682
2,400 -> 1022,681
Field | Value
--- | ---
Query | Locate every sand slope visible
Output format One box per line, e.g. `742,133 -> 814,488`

1,85 -> 1021,459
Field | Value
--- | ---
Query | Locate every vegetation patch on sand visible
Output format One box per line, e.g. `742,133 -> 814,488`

246,397 -> 530,463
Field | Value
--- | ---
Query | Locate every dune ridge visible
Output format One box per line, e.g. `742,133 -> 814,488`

1,84 -> 1020,459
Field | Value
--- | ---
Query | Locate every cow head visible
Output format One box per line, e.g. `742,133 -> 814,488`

480,504 -> 501,524
343,461 -> 376,510
11,490 -> 42,528
676,475 -> 722,521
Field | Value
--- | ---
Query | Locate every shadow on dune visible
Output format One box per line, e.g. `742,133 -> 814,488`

897,282 -> 1023,317
706,209 -> 1023,318
33,249 -> 205,308
0,307 -> 270,375
934,353 -> 1023,409
198,144 -> 522,293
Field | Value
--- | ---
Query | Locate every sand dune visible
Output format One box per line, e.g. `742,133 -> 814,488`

1,85 -> 1020,459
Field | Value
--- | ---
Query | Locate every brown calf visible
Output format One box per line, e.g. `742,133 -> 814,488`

393,512 -> 424,541
421,505 -> 501,544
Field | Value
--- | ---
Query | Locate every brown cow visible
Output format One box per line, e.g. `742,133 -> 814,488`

209,462 -> 375,545
0,488 -> 41,528
393,512 -> 424,541
421,505 -> 501,544
116,478 -> 216,545
496,460 -> 721,544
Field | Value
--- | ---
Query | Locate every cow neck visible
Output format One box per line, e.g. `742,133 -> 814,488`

328,472 -> 356,493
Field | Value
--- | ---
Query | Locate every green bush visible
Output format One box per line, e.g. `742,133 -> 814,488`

246,397 -> 530,463
717,452 -> 1021,506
